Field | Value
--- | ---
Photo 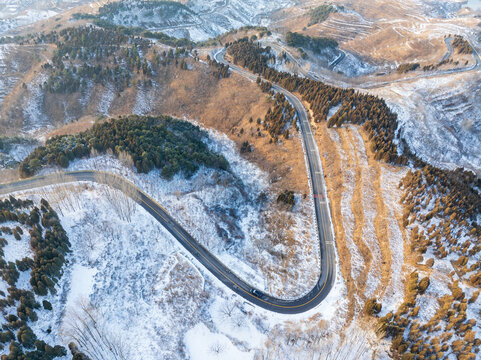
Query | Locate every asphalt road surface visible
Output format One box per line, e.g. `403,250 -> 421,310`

0,163 -> 335,314
0,49 -> 336,314
263,37 -> 481,89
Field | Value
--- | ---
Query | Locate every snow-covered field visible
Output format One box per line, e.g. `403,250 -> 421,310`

0,44 -> 21,109
34,127 -> 321,300
0,138 -> 38,168
5,181 -> 375,359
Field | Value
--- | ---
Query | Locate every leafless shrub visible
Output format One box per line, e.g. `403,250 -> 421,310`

210,342 -> 224,356
221,302 -> 236,319
94,173 -> 139,222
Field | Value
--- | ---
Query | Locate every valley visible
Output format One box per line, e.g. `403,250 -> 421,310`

0,0 -> 479,359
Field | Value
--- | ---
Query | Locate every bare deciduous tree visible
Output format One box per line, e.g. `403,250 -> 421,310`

62,301 -> 130,360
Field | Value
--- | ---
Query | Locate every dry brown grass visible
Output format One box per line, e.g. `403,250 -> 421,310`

356,127 -> 394,299
12,55 -> 308,194
0,44 -> 53,132
310,118 -> 409,318
46,115 -> 97,138
341,129 -> 373,297
312,121 -> 355,320
0,169 -> 20,183
141,60 -> 309,194
272,0 -> 479,67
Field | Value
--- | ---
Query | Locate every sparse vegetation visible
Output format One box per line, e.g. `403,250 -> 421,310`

452,35 -> 473,54
277,190 -> 295,209
397,63 -> 420,73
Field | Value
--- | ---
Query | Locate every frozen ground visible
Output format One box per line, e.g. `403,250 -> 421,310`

3,179 -> 378,360
332,51 -> 377,77
0,124 -> 387,358
378,167 -> 407,314
0,137 -> 38,168
0,0 -> 93,35
0,44 -> 21,110
36,126 -> 320,300
373,73 -> 481,176
99,0 -> 295,42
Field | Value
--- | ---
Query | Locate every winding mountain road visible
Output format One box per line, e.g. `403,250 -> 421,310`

263,36 -> 481,89
0,50 -> 336,314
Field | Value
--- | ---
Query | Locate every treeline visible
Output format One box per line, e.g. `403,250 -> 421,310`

226,38 -> 274,74
197,26 -> 272,48
20,116 -> 229,179
0,197 -> 70,358
256,79 -> 296,141
141,31 -> 194,47
227,39 -> 407,165
285,32 -> 338,54
74,0 -> 197,48
452,35 -> 473,55
307,4 -> 338,26
397,63 -> 420,73
98,0 -> 190,18
207,56 -> 229,79
91,19 -> 195,48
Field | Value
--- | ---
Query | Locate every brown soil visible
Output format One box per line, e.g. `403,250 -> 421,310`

46,115 -> 96,138
311,118 -> 409,319
312,121 -> 355,321
271,0 -> 479,68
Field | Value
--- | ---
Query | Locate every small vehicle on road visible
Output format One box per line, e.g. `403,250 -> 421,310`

250,288 -> 263,298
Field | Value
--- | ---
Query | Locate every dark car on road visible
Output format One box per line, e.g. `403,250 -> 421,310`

250,288 -> 263,298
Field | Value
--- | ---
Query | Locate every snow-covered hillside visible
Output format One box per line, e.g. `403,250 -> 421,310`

0,126 -> 391,359
373,73 -> 481,176
7,179 -> 378,360
0,44 -> 22,109
98,0 -> 295,42
0,0 -> 92,35
35,126 -> 321,300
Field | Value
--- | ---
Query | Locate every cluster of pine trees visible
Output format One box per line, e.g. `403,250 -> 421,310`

226,39 -> 409,165
400,165 -> 481,266
307,4 -> 338,26
98,0 -> 189,18
397,63 -> 420,73
37,27 -> 150,94
20,116 -> 229,179
260,89 -> 296,142
207,56 -> 229,79
226,38 -> 274,74
452,35 -> 473,54
285,32 -> 338,54
0,197 -> 70,359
